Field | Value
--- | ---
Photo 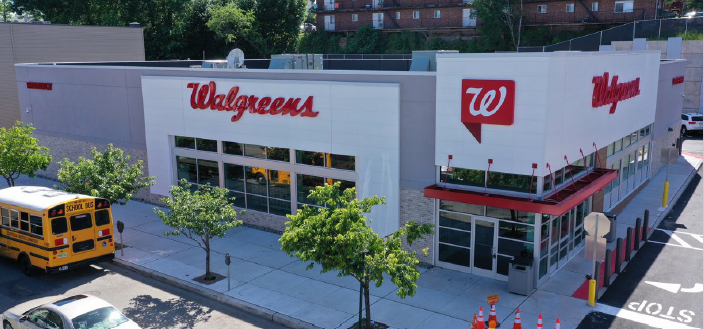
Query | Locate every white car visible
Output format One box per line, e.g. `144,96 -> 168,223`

2,295 -> 141,329
681,113 -> 703,136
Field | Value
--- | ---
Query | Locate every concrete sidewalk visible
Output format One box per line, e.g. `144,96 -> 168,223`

4,175 -> 593,329
539,152 -> 703,301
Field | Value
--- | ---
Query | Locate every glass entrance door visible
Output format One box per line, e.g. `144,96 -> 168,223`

472,218 -> 497,278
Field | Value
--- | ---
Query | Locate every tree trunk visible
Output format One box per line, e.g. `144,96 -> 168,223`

5,176 -> 13,187
364,280 -> 371,328
205,234 -> 211,279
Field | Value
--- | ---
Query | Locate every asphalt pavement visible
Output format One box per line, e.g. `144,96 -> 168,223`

577,164 -> 703,329
0,259 -> 287,329
682,133 -> 703,157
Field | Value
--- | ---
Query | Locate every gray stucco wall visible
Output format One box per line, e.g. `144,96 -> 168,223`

15,65 -> 438,193
653,60 -> 688,139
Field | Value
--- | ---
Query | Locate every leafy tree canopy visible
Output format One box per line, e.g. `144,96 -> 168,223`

0,121 -> 52,187
155,179 -> 242,279
280,182 -> 432,327
56,143 -> 154,205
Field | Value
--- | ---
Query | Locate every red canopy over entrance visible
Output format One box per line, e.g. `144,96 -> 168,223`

424,168 -> 617,216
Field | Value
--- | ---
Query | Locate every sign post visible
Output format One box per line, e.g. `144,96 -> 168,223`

225,253 -> 231,291
116,220 -> 125,257
660,147 -> 678,209
584,212 -> 610,306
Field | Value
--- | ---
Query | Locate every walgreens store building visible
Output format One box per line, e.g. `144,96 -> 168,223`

15,51 -> 684,285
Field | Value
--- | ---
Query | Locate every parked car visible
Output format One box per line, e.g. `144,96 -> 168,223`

2,295 -> 140,329
681,113 -> 703,136
302,23 -> 317,32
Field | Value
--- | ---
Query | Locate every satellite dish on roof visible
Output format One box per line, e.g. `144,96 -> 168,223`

227,48 -> 245,69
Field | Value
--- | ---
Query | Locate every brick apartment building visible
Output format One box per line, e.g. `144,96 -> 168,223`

314,0 -> 659,32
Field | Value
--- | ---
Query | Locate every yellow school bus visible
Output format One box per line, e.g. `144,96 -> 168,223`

0,186 -> 115,275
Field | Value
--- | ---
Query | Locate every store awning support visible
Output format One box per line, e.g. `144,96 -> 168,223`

593,142 -> 603,168
485,159 -> 493,195
528,163 -> 537,201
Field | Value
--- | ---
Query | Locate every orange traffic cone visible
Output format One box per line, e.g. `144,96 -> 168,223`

471,314 -> 478,329
536,314 -> 543,329
488,304 -> 499,327
488,320 -> 498,329
512,308 -> 522,329
477,307 -> 486,329
554,318 -> 560,329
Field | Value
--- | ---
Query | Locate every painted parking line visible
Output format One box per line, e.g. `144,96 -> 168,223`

650,229 -> 703,250
595,303 -> 699,329
647,240 -> 703,251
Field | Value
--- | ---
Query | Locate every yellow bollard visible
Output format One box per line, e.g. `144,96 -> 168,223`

588,279 -> 597,306
662,181 -> 669,208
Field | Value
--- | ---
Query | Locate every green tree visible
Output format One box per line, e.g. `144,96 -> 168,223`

0,121 -> 52,187
155,179 -> 242,280
253,0 -> 307,54
298,30 -> 341,53
280,182 -> 433,328
207,2 -> 265,57
344,24 -> 382,54
56,144 -> 155,205
473,0 -> 523,51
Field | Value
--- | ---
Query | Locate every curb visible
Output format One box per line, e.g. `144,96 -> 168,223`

651,158 -> 702,229
107,258 -> 326,329
594,158 -> 702,300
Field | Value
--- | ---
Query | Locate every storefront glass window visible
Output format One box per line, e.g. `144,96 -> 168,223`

297,174 -> 325,205
487,172 -> 536,193
268,170 -> 291,200
554,168 -> 564,186
197,160 -> 219,186
497,256 -> 512,276
439,200 -> 484,216
246,194 -> 268,212
439,244 -> 470,267
628,152 -> 636,178
486,207 -> 534,224
623,134 -> 631,148
196,138 -> 217,152
637,146 -> 644,176
223,141 -> 243,156
224,163 -> 244,192
175,136 -> 195,149
607,143 -> 614,157
498,221 -> 534,242
329,154 -> 355,170
265,147 -> 289,162
176,156 -> 197,184
440,227 -> 472,248
269,199 -> 291,216
639,128 -> 646,139
245,167 -> 268,196
630,131 -> 639,144
560,213 -> 570,238
643,143 -> 649,178
227,191 -> 246,208
621,158 -> 629,184
539,257 -> 548,278
615,138 -> 623,153
439,211 -> 473,231
441,167 -> 485,187
332,179 -> 355,193
244,144 -> 267,159
296,150 -> 326,167
498,239 -> 533,259
543,174 -> 553,193
645,124 -> 651,136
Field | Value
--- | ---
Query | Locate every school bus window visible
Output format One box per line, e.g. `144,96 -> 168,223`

30,215 -> 43,236
52,217 -> 68,235
70,213 -> 92,231
20,212 -> 29,231
95,210 -> 110,226
10,209 -> 18,228
1,208 -> 8,226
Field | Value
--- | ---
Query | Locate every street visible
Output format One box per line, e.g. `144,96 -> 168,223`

0,259 -> 287,329
577,136 -> 703,329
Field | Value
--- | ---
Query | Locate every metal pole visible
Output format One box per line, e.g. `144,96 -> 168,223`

635,218 -> 642,250
227,262 -> 231,290
643,210 -> 650,241
120,232 -> 124,257
594,260 -> 603,292
358,281 -> 363,329
592,214 -> 599,281
615,237 -> 623,273
626,228 -> 633,261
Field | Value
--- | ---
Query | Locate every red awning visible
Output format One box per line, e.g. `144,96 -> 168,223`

424,168 -> 617,216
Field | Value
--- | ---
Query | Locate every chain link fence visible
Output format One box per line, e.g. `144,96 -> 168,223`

517,17 -> 703,52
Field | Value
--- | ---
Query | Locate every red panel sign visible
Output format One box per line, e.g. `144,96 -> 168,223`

460,79 -> 515,143
672,76 -> 684,85
26,82 -> 52,90
187,81 -> 318,122
591,73 -> 640,114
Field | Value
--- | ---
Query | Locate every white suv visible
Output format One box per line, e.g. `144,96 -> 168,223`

681,113 -> 703,136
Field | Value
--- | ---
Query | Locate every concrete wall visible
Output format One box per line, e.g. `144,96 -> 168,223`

653,60 -> 687,138
612,40 -> 702,114
1,23 -> 145,129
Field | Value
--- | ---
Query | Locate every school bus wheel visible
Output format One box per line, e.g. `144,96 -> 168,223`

19,254 -> 33,277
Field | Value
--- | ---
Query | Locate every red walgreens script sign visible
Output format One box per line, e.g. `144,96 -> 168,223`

26,82 -> 52,90
187,81 -> 318,122
461,79 -> 515,143
592,73 -> 641,114
672,76 -> 684,85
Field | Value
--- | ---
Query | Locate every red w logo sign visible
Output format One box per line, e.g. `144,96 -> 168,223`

461,79 -> 516,143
